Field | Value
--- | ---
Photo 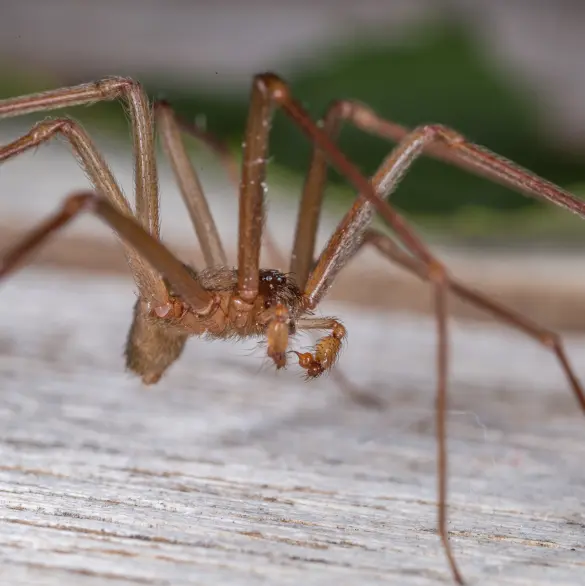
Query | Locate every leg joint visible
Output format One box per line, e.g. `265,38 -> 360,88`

427,259 -> 449,284
254,73 -> 289,102
541,331 -> 561,349
412,123 -> 464,145
28,117 -> 79,142
96,76 -> 142,99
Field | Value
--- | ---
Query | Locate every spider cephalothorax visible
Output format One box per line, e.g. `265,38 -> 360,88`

124,262 -> 342,384
194,267 -> 304,315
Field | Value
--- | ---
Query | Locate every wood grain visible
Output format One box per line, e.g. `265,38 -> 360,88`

0,268 -> 584,585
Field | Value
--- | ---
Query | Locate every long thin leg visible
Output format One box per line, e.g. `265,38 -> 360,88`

292,100 -> 585,306
284,95 -> 585,583
154,100 -> 227,267
362,229 -> 585,412
275,89 -> 458,583
434,271 -> 450,569
171,105 -> 286,269
236,83 -> 273,304
290,101 -> 348,289
0,191 -> 212,313
0,77 -> 159,236
324,100 -> 585,216
303,123 -> 585,310
362,225 -> 585,577
0,117 -> 166,303
235,74 -> 459,582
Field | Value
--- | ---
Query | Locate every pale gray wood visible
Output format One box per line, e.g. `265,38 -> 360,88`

0,269 -> 584,585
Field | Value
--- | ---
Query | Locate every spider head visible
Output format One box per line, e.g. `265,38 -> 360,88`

259,269 -> 303,315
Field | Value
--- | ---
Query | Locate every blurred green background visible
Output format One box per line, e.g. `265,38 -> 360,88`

2,22 -> 585,244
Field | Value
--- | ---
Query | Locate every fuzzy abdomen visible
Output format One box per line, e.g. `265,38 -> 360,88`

125,299 -> 189,384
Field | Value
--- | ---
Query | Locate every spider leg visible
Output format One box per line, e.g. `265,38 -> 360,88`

0,191 -> 212,312
290,101 -> 348,290
361,229 -> 585,412
292,99 -> 585,284
0,78 -> 164,299
271,84 -> 585,584
270,85 -> 456,583
0,77 -> 160,235
0,116 -> 166,303
155,101 -> 227,267
175,108 -> 286,269
350,106 -> 585,215
233,83 -> 273,307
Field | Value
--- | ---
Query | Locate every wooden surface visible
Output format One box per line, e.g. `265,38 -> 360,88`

0,268 -> 584,585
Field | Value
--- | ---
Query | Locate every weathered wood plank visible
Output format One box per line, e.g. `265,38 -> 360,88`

0,269 -> 584,585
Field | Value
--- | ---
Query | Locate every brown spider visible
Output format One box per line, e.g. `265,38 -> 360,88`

1,72 -> 585,584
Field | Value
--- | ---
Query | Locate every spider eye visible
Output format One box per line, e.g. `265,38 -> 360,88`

261,270 -> 287,284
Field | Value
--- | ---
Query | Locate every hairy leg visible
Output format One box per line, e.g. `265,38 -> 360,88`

0,191 -> 212,312
0,77 -> 160,235
361,229 -> 585,412
175,109 -> 286,269
0,117 -> 165,303
155,101 -> 227,267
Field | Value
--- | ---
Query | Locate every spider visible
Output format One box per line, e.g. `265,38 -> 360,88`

1,72 -> 585,584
